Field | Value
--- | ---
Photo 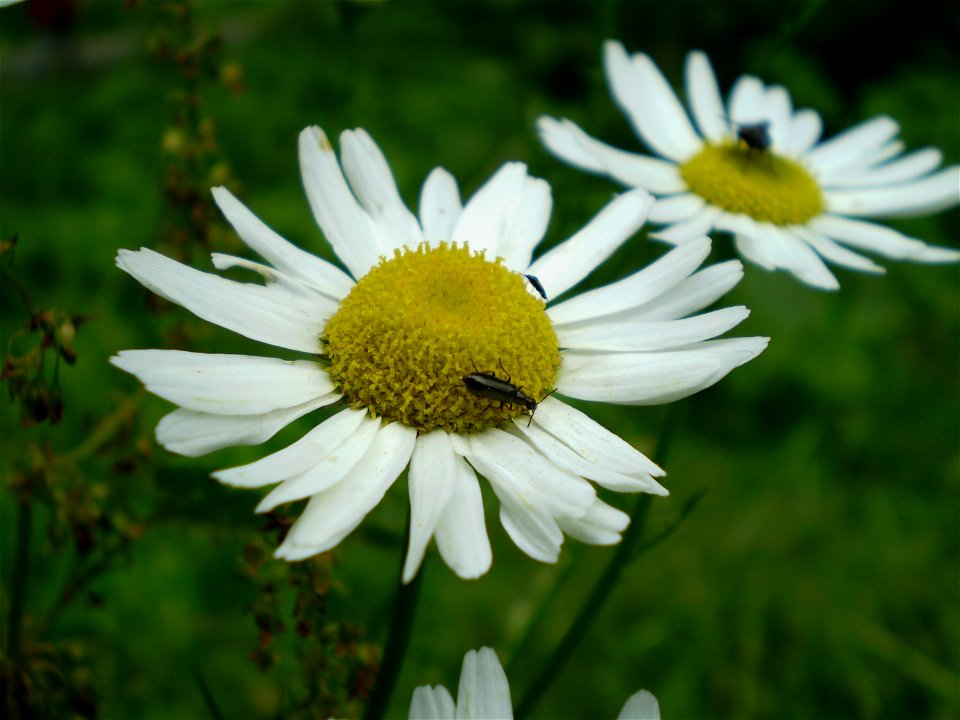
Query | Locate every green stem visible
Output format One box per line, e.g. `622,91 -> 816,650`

6,497 -> 33,663
363,516 -> 423,720
515,402 -> 686,718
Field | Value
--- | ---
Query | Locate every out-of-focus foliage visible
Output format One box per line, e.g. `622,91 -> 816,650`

1,1 -> 956,718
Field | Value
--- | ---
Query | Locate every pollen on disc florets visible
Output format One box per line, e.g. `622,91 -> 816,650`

323,243 -> 560,434
679,142 -> 825,225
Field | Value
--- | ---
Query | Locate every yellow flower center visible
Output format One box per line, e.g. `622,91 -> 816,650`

323,243 -> 559,434
679,142 -> 824,225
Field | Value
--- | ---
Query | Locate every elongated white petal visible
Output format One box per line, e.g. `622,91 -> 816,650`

209,254 -> 337,312
784,109 -> 822,157
419,167 -> 463,244
805,116 -> 899,175
825,166 -> 960,219
822,148 -> 943,188
558,306 -> 751,352
452,163 -> 531,257
527,189 -> 653,300
117,248 -> 329,354
455,649 -> 513,720
759,224 -> 840,290
728,75 -> 765,124
532,397 -> 664,477
558,337 -> 769,405
112,350 -> 333,416
276,421 -> 417,559
340,128 -> 424,251
764,85 -> 793,150
618,689 -> 661,720
649,205 -> 723,244
466,429 -> 595,519
211,186 -> 354,299
685,50 -> 726,143
254,413 -> 381,512
855,139 -> 904,170
556,498 -> 630,545
434,455 -> 492,580
156,395 -> 335,457
498,501 -> 563,563
497,178 -> 552,271
647,193 -> 704,223
537,116 -> 686,193
409,686 -> 456,720
212,407 -> 367,488
299,126 -> 384,279
791,225 -> 885,274
513,423 -> 666,494
629,260 -> 744,322
548,237 -> 710,326
403,431 -> 458,583
810,214 -> 960,262
607,42 -> 701,162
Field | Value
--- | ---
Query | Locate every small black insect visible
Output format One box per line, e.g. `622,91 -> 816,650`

462,364 -> 554,426
524,274 -> 547,300
735,121 -> 771,152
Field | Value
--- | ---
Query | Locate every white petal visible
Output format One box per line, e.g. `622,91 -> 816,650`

647,193 -> 705,223
536,116 -> 686,193
254,413 -> 381,512
784,109 -> 823,157
526,189 -> 653,300
618,689 -> 661,720
764,85 -> 793,150
455,648 -> 513,720
497,178 -> 552,270
513,422 -> 665,494
340,128 -> 424,251
557,306 -> 751,352
298,126 -> 384,279
212,407 -> 368,488
409,686 -> 456,720
728,75 -> 766,124
532,397 -> 664,477
211,186 -> 354,299
649,205 -> 723,244
822,148 -> 943,189
276,420 -> 417,559
403,431 -> 458,583
805,116 -> 899,176
548,237 -> 710,326
116,248 -> 329,354
111,350 -> 333,415
856,139 -> 905,170
629,260 -> 744,321
155,395 -> 334,457
790,225 -> 886,274
810,214 -> 960,263
434,456 -> 493,580
452,163 -> 531,257
420,167 -> 463,243
684,50 -> 726,143
825,166 -> 960,218
209,254 -> 337,310
466,429 -> 595,519
556,497 -> 631,545
498,501 -> 563,563
558,337 -> 769,405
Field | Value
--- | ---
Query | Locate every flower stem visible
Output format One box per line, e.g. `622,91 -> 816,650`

363,514 -> 423,720
515,402 -> 686,717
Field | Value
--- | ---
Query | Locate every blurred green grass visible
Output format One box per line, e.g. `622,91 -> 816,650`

1,1 -> 957,718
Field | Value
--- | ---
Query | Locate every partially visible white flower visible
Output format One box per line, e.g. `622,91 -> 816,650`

408,647 -> 660,719
113,126 -> 767,583
539,41 -> 960,290
0,0 -> 27,7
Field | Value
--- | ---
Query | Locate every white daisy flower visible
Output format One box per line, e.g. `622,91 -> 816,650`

112,126 -> 767,582
409,647 -> 660,719
538,41 -> 960,290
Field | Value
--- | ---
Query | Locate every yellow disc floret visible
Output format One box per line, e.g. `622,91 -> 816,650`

679,142 -> 824,225
323,243 -> 559,434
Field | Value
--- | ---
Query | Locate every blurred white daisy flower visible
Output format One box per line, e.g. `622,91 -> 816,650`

409,647 -> 660,719
112,126 -> 766,582
539,41 -> 960,290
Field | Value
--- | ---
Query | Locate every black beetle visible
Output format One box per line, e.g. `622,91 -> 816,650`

735,121 -> 771,152
524,274 -> 547,300
462,367 -> 554,427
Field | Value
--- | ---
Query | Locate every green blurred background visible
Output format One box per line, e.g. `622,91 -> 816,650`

1,1 -> 957,718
